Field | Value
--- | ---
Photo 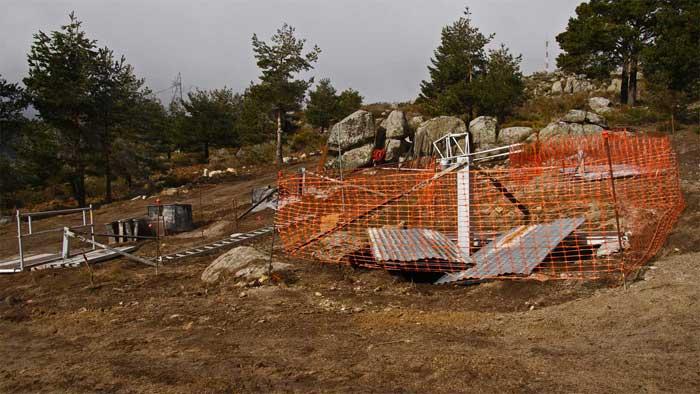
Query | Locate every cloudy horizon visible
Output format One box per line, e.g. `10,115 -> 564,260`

1,0 -> 581,104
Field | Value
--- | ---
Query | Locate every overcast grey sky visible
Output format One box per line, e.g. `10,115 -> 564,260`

1,0 -> 581,103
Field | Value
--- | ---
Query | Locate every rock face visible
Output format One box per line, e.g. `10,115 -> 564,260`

380,110 -> 408,139
469,116 -> 498,148
327,110 -> 375,151
408,116 -> 425,130
498,127 -> 534,145
201,246 -> 291,283
384,139 -> 402,162
607,78 -> 622,93
589,97 -> 612,114
413,116 -> 467,156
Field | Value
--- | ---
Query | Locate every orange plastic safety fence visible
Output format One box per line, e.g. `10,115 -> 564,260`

276,133 -> 684,281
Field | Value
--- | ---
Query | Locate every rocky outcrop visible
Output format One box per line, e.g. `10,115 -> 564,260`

469,116 -> 498,148
498,127 -> 534,145
525,71 -> 608,97
380,110 -> 408,139
589,97 -> 612,114
538,110 -> 607,140
327,110 -> 375,151
413,116 -> 467,156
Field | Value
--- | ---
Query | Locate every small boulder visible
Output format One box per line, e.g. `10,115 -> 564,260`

469,116 -> 498,148
327,110 -> 376,151
561,109 -> 587,123
413,116 -> 467,156
607,78 -> 622,93
201,246 -> 291,283
381,110 -> 408,139
589,97 -> 612,114
498,127 -> 534,145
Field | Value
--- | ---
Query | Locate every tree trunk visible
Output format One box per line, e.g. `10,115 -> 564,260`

71,171 -> 86,207
275,110 -> 283,165
620,59 -> 629,105
628,56 -> 638,107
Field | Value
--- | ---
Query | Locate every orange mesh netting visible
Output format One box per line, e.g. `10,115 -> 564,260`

276,132 -> 684,281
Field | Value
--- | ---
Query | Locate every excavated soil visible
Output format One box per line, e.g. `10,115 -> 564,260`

0,131 -> 699,393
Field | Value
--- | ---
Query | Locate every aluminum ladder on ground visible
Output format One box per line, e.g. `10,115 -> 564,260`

158,226 -> 274,263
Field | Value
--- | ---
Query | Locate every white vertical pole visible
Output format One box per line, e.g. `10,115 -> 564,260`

89,205 -> 95,250
457,169 -> 471,258
27,215 -> 32,234
16,210 -> 24,271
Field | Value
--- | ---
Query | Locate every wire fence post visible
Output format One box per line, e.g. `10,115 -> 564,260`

602,131 -> 626,288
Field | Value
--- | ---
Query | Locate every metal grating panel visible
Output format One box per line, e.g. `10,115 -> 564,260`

436,217 -> 585,284
368,228 -> 464,264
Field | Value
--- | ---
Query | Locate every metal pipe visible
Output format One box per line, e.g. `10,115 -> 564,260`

20,207 -> 89,218
603,132 -> 626,284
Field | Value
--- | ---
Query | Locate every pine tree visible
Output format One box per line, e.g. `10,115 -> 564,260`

418,7 -> 492,118
251,23 -> 321,164
24,12 -> 98,206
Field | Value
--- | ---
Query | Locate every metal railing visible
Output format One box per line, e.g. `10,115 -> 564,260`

8,205 -> 95,272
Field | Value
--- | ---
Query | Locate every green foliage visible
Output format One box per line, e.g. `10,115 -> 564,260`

237,83 -> 276,145
556,1 -> 698,106
305,78 -> 339,130
471,45 -> 525,122
289,128 -> 326,152
605,106 -> 665,126
642,1 -> 700,103
337,88 -> 363,119
418,7 -> 493,117
181,87 -> 243,161
305,79 -> 363,130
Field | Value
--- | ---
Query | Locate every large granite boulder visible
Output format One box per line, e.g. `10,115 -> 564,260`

333,143 -> 374,169
380,110 -> 408,139
327,110 -> 375,151
551,80 -> 564,94
469,116 -> 498,148
589,97 -> 612,114
413,116 -> 467,156
498,127 -> 534,145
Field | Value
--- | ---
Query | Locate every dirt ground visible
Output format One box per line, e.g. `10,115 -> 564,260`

0,131 -> 699,393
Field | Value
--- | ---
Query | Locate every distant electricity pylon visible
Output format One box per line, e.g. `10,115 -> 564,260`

171,72 -> 184,106
545,40 -> 550,72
